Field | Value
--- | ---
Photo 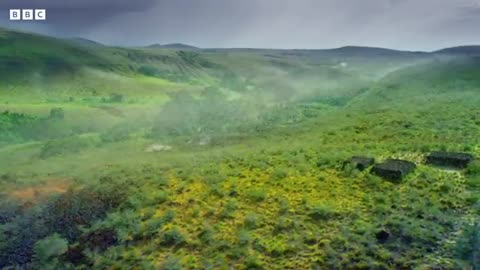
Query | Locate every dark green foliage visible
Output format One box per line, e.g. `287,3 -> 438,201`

467,161 -> 480,177
198,224 -> 214,244
40,135 -> 99,159
0,111 -> 37,143
245,255 -> 264,269
456,221 -> 480,269
270,167 -> 289,181
308,205 -> 336,221
100,125 -> 132,143
0,197 -> 19,224
44,184 -> 128,241
160,228 -> 185,246
161,256 -> 183,270
0,178 -> 130,268
220,199 -> 238,219
244,213 -> 262,230
177,51 -> 215,68
246,189 -> 267,203
33,233 -> 69,268
138,65 -> 160,77
49,108 -> 65,120
106,93 -> 124,103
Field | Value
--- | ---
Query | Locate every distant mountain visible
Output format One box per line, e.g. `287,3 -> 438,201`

67,37 -> 104,46
311,46 -> 431,60
147,43 -> 199,50
435,46 -> 480,56
329,46 -> 417,55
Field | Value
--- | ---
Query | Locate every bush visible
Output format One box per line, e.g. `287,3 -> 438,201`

138,65 -> 160,77
220,199 -> 238,219
161,228 -> 185,246
33,233 -> 68,269
39,135 -> 99,159
455,221 -> 480,269
161,256 -> 183,270
106,93 -> 124,103
270,167 -> 288,181
467,161 -> 480,177
198,225 -> 214,244
246,189 -> 267,202
100,125 -> 132,143
466,176 -> 480,189
237,229 -> 251,246
309,205 -> 336,221
245,255 -> 264,269
49,108 -> 65,120
244,213 -> 262,230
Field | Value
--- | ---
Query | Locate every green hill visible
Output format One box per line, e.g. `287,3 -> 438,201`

0,28 -> 478,270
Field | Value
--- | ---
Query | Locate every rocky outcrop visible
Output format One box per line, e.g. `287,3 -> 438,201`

345,156 -> 375,171
426,151 -> 474,169
371,159 -> 416,182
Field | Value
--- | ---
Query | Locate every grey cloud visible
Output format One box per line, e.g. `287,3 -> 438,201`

0,0 -> 156,10
0,0 -> 156,31
1,0 -> 479,50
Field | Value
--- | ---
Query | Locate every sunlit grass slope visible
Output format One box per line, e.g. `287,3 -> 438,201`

0,28 -> 478,269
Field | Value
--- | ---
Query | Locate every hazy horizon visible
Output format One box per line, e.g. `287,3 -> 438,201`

2,26 -> 480,52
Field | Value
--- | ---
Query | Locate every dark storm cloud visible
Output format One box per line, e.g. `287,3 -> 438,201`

0,0 -> 156,10
1,0 -> 479,50
0,0 -> 156,30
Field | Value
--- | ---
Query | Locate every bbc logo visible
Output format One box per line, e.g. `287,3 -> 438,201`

9,9 -> 46,21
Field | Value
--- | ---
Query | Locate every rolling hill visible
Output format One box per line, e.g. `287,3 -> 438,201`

147,43 -> 200,50
0,28 -> 479,270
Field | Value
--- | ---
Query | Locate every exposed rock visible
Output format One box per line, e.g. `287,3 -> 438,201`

145,144 -> 173,152
426,151 -> 474,169
345,156 -> 375,171
371,159 -> 416,182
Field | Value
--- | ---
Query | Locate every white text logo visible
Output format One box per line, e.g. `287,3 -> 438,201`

9,9 -> 46,21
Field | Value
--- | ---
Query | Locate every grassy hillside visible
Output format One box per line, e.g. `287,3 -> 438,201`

0,29 -> 479,269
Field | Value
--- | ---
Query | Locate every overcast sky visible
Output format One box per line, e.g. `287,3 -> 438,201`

1,0 -> 480,50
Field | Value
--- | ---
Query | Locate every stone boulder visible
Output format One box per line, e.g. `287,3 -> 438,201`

371,159 -> 416,182
345,156 -> 375,171
426,151 -> 474,169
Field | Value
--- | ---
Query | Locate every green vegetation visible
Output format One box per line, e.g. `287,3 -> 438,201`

0,28 -> 479,269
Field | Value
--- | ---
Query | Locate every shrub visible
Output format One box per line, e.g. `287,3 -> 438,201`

161,256 -> 183,270
220,199 -> 238,219
198,225 -> 214,244
309,205 -> 336,221
455,221 -> 480,269
138,65 -> 160,77
33,233 -> 68,268
161,228 -> 185,246
244,213 -> 262,230
39,135 -> 99,159
273,217 -> 294,234
246,189 -> 267,202
270,167 -> 288,181
466,177 -> 480,189
245,255 -> 264,269
107,93 -> 124,103
466,161 -> 480,177
278,198 -> 289,215
49,108 -> 65,120
237,229 -> 251,246
100,125 -> 132,143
